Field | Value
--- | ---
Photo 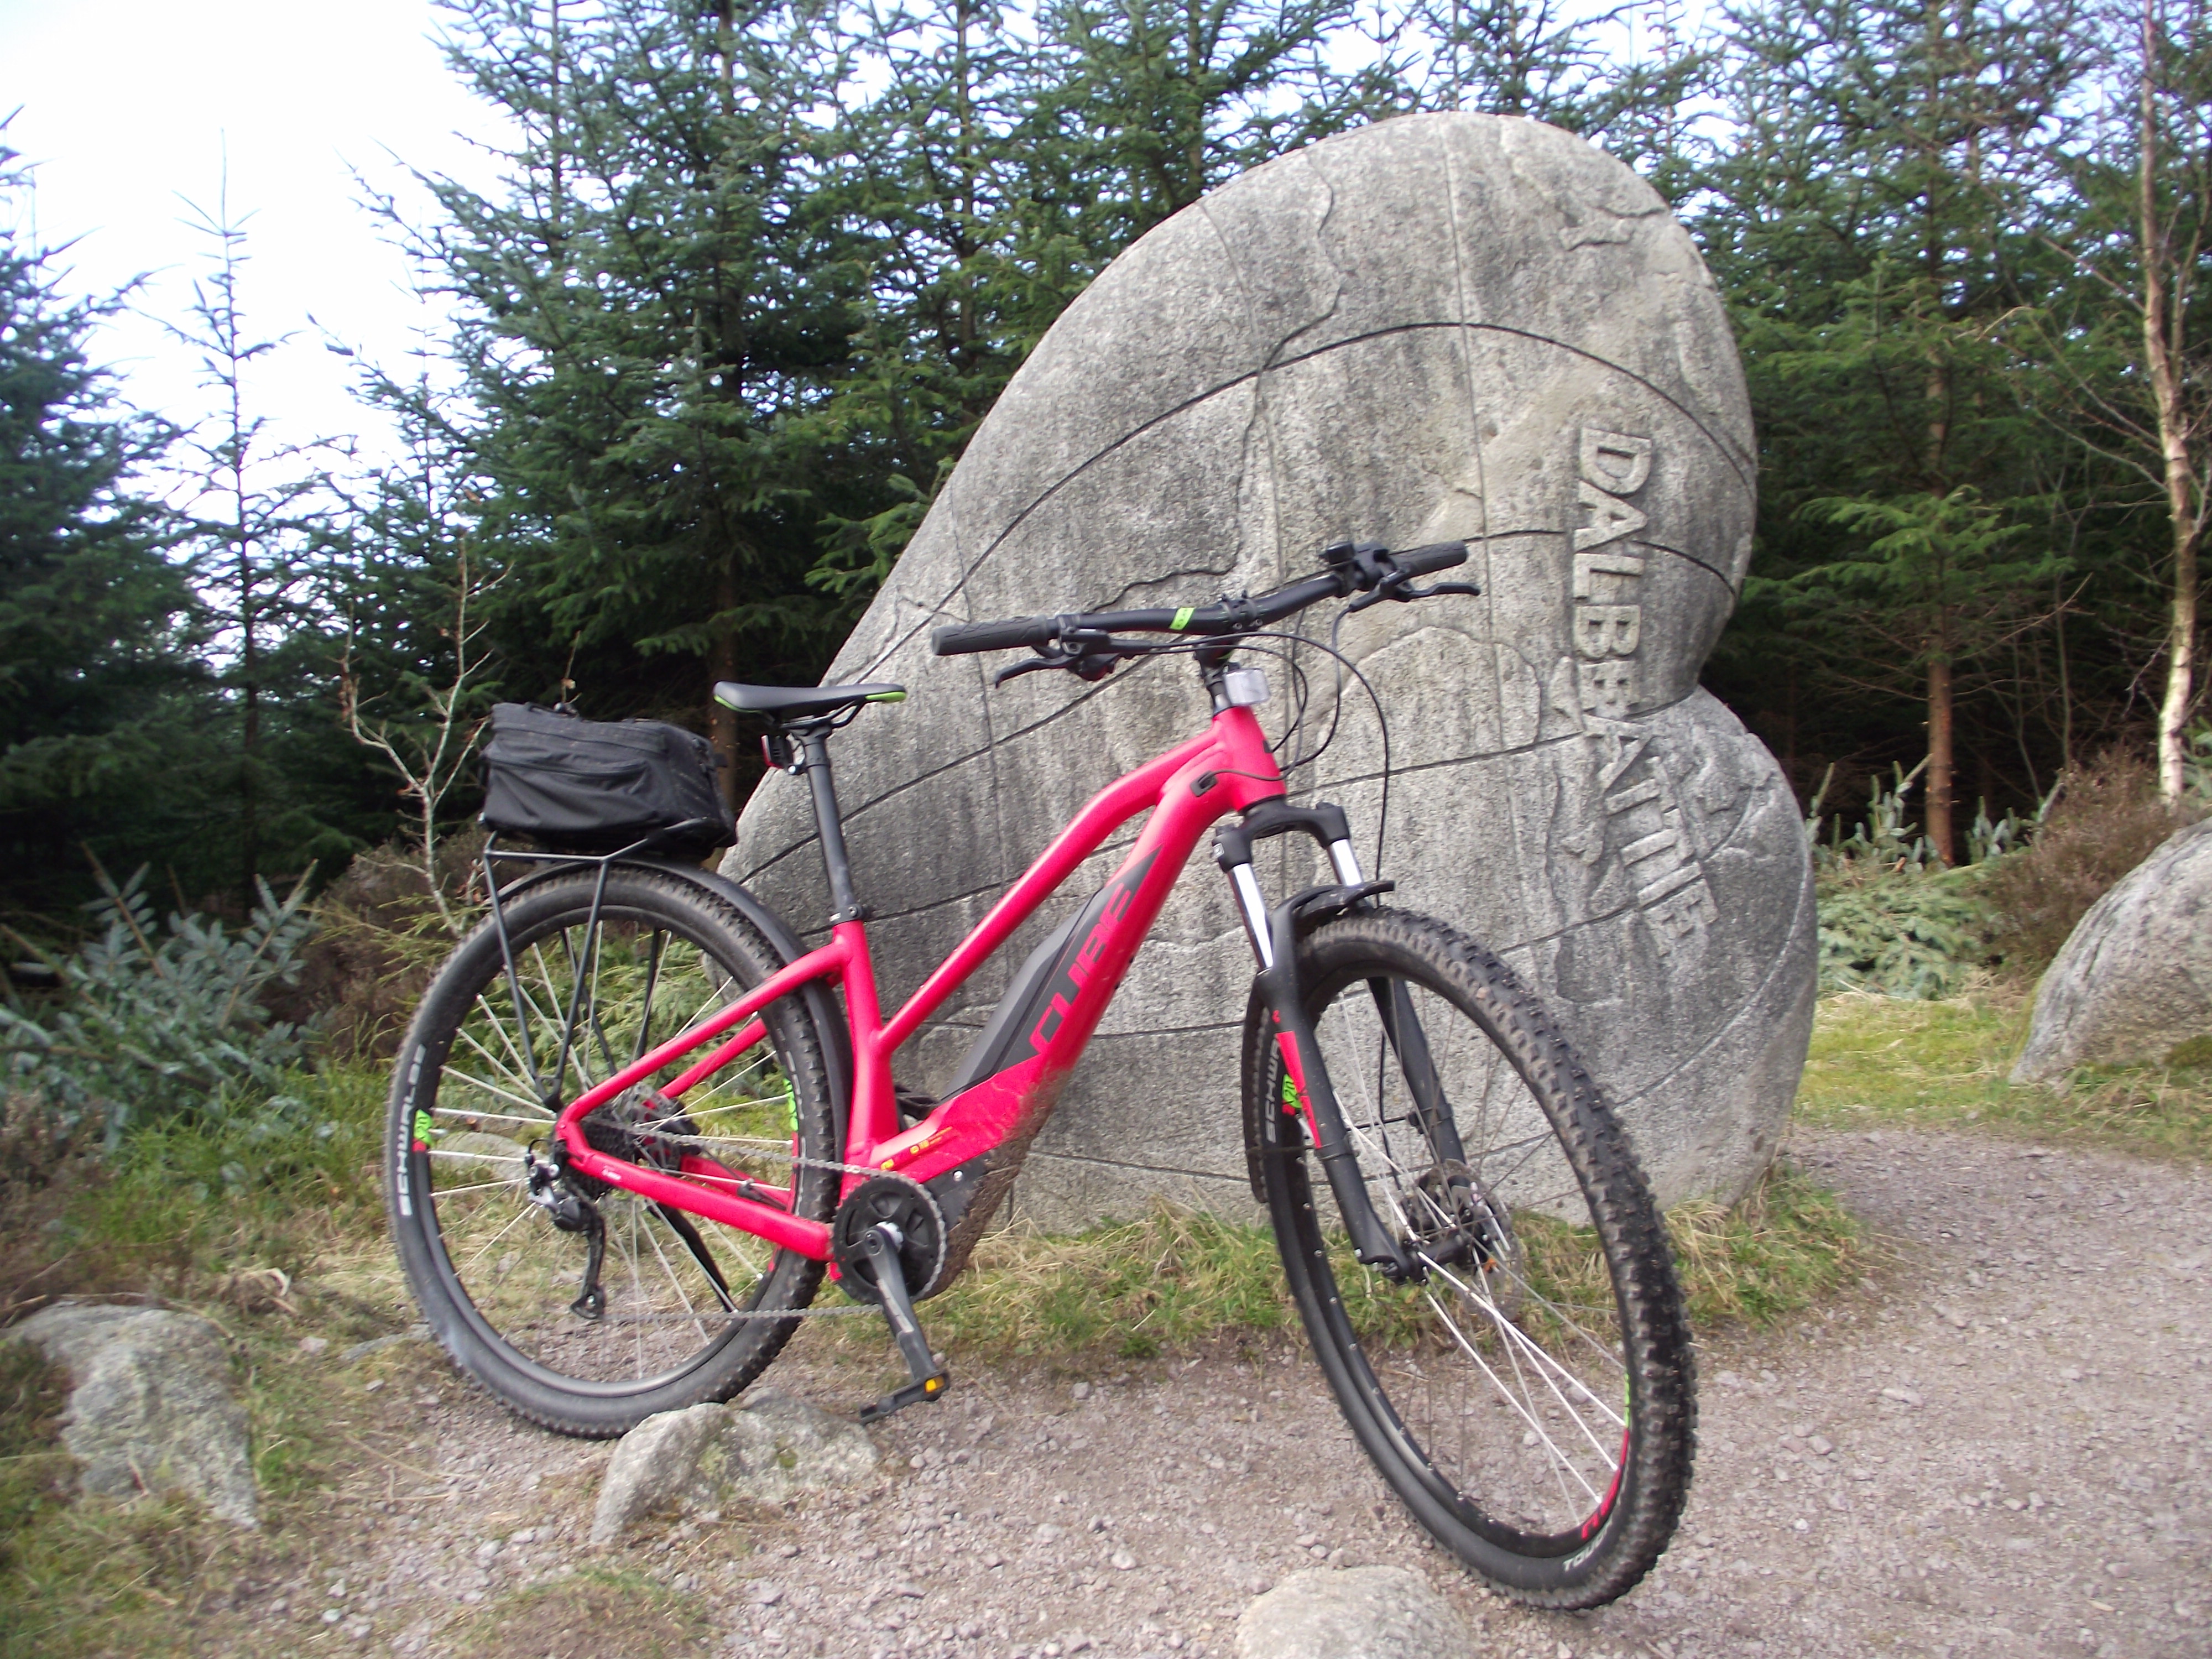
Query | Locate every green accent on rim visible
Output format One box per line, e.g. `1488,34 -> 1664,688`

1280,1073 -> 1298,1109
1171,606 -> 1196,632
866,690 -> 907,703
413,1109 -> 434,1141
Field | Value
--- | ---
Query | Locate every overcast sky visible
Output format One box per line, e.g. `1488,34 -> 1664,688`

1,0 -> 502,471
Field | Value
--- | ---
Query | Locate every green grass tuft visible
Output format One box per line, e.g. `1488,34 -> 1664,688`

820,1161 -> 1869,1371
1797,987 -> 2212,1160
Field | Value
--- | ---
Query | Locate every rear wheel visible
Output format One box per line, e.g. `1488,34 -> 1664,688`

1248,907 -> 1694,1608
385,867 -> 838,1436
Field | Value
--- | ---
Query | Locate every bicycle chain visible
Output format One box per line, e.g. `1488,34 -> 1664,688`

432,1093 -> 914,1329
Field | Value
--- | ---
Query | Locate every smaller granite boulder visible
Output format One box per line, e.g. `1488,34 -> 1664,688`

6,1302 -> 258,1526
591,1390 -> 880,1542
2013,817 -> 2212,1083
1235,1566 -> 1472,1659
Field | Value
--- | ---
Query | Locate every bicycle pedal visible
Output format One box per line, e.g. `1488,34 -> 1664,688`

859,1369 -> 951,1425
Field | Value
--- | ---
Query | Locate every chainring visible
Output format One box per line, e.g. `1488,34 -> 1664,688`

831,1173 -> 948,1304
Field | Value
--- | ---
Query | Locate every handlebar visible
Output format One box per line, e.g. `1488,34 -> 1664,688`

930,540 -> 1470,659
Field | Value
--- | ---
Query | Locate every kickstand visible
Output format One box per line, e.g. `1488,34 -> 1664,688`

854,1223 -> 950,1424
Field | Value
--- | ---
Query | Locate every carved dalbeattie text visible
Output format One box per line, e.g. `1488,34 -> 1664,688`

1568,427 -> 1718,952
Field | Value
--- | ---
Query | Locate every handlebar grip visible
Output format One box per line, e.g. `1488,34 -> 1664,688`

1394,540 -> 1469,577
931,615 -> 1058,656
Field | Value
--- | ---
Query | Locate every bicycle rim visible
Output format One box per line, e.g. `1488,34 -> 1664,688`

401,877 -> 830,1396
1256,912 -> 1692,1602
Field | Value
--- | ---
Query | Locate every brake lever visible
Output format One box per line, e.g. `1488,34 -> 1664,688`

992,636 -> 1124,688
993,657 -> 1064,687
1345,573 -> 1483,613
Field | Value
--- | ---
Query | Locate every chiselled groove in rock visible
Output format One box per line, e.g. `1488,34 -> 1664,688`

1604,859 -> 1817,1111
1303,681 -> 1708,797
753,541 -> 1707,883
1620,536 -> 1740,598
1437,131 -> 1493,562
732,115 -> 1810,1222
836,312 -> 1756,696
1456,323 -> 1757,489
1027,1148 -> 1248,1183
1199,171 -> 1347,373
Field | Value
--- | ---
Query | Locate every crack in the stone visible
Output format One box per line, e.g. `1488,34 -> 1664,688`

1024,1148 -> 1248,1186
846,312 -> 1753,702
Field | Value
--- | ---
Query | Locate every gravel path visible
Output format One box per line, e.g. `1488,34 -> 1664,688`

208,1126 -> 2210,1658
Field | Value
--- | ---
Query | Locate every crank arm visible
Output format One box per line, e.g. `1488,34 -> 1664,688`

571,1205 -> 607,1320
854,1223 -> 950,1422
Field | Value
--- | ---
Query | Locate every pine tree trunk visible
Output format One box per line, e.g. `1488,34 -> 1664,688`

237,508 -> 259,890
1927,655 -> 1955,867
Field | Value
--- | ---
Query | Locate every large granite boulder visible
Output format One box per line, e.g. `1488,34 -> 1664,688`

7,1302 -> 258,1526
728,112 -> 1814,1220
2012,817 -> 2212,1083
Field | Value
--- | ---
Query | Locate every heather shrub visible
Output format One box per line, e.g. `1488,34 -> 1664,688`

1981,750 -> 2201,971
286,830 -> 487,1060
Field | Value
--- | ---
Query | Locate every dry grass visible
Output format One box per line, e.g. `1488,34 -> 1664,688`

811,1159 -> 1871,1373
1661,1162 -> 1880,1328
439,1568 -> 712,1658
1796,984 -> 2212,1161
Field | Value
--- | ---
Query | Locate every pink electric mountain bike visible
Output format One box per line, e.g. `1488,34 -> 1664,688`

386,539 -> 1695,1606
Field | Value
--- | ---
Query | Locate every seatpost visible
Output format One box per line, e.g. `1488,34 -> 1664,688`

795,731 -> 868,924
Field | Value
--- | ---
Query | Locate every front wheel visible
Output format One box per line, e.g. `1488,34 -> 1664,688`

1246,907 -> 1695,1608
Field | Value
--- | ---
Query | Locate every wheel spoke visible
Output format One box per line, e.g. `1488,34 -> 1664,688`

393,870 -> 834,1404
1259,920 -> 1687,1592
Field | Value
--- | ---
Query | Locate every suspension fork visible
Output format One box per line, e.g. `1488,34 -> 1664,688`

1218,807 -> 1415,1280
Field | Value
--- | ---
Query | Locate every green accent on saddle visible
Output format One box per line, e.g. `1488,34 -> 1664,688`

1171,606 -> 1196,632
866,690 -> 907,703
413,1109 -> 435,1141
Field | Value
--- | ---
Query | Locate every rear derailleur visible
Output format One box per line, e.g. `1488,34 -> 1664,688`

523,1146 -> 607,1320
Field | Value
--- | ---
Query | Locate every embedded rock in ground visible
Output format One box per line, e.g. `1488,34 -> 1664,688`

2012,817 -> 2212,1083
1234,1567 -> 1471,1659
729,112 -> 1813,1222
591,1391 -> 879,1542
7,1302 -> 258,1526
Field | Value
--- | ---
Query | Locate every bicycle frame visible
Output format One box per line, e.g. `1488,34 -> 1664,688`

545,702 -> 1302,1264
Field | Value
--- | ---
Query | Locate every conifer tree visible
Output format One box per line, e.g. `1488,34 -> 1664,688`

1700,0 -> 2089,859
167,192 -> 333,890
0,140 -> 207,917
390,0 -> 877,794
